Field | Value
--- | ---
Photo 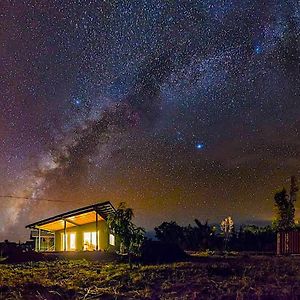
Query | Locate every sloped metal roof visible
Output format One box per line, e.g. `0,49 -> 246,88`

25,201 -> 115,232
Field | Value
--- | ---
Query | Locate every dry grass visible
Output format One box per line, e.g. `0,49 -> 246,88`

1,256 -> 300,299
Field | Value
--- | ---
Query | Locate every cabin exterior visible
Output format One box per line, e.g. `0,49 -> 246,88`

26,201 -> 117,252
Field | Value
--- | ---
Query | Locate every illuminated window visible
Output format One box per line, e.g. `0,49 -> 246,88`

61,233 -> 68,251
83,232 -> 97,250
109,234 -> 115,246
70,233 -> 76,250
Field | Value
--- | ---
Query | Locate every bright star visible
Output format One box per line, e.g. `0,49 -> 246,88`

196,143 -> 205,150
73,98 -> 81,106
254,45 -> 263,54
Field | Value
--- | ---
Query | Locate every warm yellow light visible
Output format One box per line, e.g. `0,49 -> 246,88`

83,232 -> 97,250
109,234 -> 115,246
61,233 -> 68,250
70,233 -> 76,250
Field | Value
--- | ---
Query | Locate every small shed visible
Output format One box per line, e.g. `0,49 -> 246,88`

277,231 -> 300,255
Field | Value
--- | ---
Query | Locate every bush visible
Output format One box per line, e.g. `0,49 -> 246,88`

140,240 -> 187,264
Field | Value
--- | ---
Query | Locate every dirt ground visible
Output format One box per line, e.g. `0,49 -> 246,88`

1,255 -> 300,299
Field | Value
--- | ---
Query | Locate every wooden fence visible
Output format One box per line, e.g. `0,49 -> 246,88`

277,231 -> 300,255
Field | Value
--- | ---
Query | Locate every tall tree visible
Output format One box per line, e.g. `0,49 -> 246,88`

274,176 -> 298,231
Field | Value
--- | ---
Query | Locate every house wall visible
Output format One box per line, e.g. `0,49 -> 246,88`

54,220 -> 112,251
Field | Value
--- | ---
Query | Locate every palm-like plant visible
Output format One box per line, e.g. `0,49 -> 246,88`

220,216 -> 234,250
107,202 -> 145,267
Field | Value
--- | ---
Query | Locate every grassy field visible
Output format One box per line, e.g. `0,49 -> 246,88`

1,255 -> 300,299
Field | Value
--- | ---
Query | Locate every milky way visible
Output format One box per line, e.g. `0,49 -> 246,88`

1,0 -> 300,240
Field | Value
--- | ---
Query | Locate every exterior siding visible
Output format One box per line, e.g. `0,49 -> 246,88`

54,220 -> 111,251
277,231 -> 300,255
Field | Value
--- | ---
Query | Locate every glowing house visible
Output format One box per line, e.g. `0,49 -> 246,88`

26,201 -> 117,252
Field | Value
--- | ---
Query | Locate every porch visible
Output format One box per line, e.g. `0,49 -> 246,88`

26,201 -> 116,252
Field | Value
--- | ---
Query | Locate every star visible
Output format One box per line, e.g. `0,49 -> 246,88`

73,98 -> 82,107
1,0 -> 299,241
196,143 -> 205,150
254,44 -> 263,54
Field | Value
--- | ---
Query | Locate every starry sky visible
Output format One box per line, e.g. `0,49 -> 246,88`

1,0 -> 300,241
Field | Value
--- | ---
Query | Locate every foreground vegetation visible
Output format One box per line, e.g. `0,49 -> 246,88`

1,255 -> 300,299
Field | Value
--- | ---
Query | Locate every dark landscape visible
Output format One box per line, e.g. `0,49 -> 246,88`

2,255 -> 300,300
1,0 -> 300,299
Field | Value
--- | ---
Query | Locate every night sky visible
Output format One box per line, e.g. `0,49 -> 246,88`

1,0 -> 300,241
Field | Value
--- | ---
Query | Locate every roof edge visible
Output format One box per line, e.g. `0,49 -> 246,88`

25,201 -> 115,229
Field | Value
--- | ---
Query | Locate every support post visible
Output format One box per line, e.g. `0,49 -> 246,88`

35,236 -> 38,251
64,219 -> 67,251
96,213 -> 99,251
53,232 -> 55,252
38,228 -> 41,252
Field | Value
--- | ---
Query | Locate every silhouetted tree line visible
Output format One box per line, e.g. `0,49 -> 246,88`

154,176 -> 299,253
155,220 -> 219,250
230,225 -> 276,252
154,220 -> 276,252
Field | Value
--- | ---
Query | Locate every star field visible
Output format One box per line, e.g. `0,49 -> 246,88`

0,0 -> 300,240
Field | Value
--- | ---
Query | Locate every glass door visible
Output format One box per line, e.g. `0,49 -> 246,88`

61,233 -> 76,251
83,232 -> 97,250
69,233 -> 76,250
